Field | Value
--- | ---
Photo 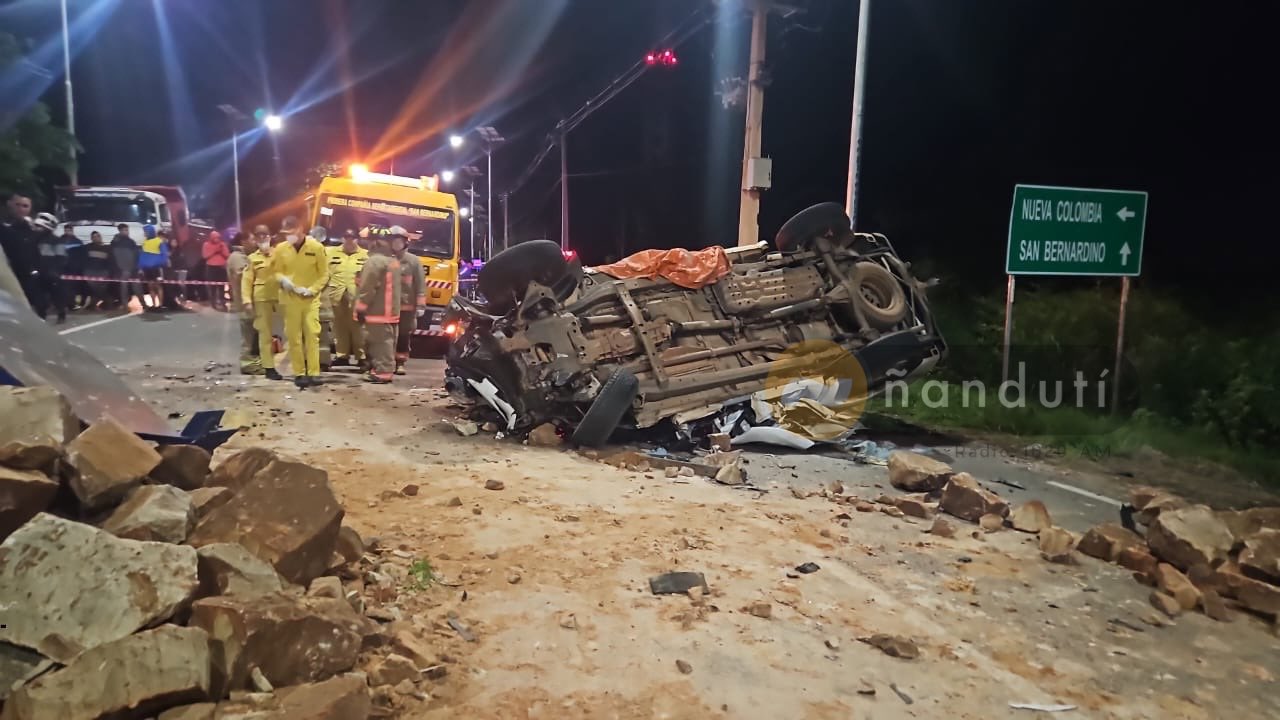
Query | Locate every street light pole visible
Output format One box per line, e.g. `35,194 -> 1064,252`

61,0 -> 77,184
486,150 -> 494,256
231,130 -> 241,230
560,130 -> 569,251
844,0 -> 871,227
736,1 -> 768,247
469,181 -> 476,260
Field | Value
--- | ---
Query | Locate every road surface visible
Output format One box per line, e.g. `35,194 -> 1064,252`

40,306 -> 1280,719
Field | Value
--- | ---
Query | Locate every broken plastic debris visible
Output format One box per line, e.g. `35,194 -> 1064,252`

1008,703 -> 1077,712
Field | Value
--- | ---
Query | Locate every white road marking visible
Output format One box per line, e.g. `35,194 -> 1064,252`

1046,480 -> 1123,507
58,312 -> 141,336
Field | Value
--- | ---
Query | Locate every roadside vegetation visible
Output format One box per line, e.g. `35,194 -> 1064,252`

871,282 -> 1280,483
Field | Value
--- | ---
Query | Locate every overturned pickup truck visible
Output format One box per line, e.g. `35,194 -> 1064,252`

445,203 -> 946,446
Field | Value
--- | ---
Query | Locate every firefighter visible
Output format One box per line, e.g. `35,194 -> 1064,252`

226,232 -> 260,374
270,218 -> 329,388
390,226 -> 425,375
356,228 -> 401,383
325,229 -> 368,369
240,225 -> 282,381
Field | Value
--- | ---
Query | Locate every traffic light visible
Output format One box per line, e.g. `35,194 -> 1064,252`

645,49 -> 678,67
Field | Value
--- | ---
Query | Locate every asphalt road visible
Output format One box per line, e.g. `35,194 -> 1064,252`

51,305 -> 1154,536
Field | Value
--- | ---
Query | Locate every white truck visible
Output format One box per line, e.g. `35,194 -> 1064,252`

54,187 -> 174,246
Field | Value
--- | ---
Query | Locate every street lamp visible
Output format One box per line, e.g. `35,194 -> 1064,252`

217,104 -> 283,230
449,134 -> 465,149
476,126 -> 506,257
440,169 -> 455,183
458,207 -> 469,218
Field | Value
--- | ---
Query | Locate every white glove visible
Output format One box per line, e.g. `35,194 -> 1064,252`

295,287 -> 314,298
279,276 -> 295,292
416,306 -> 426,318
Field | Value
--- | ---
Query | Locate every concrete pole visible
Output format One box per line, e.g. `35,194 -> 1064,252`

844,0 -> 870,227
736,2 -> 768,246
560,131 -> 569,251
61,0 -> 78,184
502,193 -> 510,253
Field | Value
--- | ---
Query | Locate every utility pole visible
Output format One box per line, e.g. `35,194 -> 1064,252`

61,0 -> 77,184
736,1 -> 769,247
560,130 -> 569,251
844,0 -> 871,227
501,193 -> 510,252
231,131 -> 241,229
469,182 -> 476,260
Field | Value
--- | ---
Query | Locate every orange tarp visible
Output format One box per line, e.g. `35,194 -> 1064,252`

592,247 -> 731,289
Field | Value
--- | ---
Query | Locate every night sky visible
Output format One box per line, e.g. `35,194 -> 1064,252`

6,0 -> 1278,303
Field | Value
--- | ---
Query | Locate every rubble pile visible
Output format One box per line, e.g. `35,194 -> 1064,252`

875,450 -> 1280,627
0,386 -> 442,719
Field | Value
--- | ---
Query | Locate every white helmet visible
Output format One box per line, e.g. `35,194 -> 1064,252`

32,213 -> 58,231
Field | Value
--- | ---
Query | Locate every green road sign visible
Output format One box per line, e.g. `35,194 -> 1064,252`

1006,184 -> 1147,276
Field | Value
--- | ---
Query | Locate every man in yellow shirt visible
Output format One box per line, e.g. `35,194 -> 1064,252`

270,218 -> 329,388
240,225 -> 282,381
225,232 -> 259,375
325,229 -> 368,369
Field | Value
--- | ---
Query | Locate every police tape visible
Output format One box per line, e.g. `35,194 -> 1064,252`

58,274 -> 229,286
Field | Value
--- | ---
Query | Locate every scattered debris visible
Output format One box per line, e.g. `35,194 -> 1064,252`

979,513 -> 1004,533
928,516 -> 957,539
1200,589 -> 1235,622
939,472 -> 1009,522
527,423 -> 563,447
713,460 -> 744,485
887,451 -> 953,492
446,496 -> 463,506
150,444 -> 212,491
1008,500 -> 1052,533
1239,528 -> 1280,584
888,682 -> 914,704
1149,590 -> 1182,618
675,659 -> 693,674
450,420 -> 479,436
1155,563 -> 1202,611
748,602 -> 773,619
794,562 -> 820,574
1078,522 -> 1145,562
1038,526 -> 1077,564
446,613 -> 476,642
892,496 -> 933,519
1009,702 -> 1077,712
824,637 -> 840,651
859,633 -> 920,660
484,479 -> 505,491
854,501 -> 876,513
66,417 -> 163,510
196,542 -> 286,599
102,484 -> 195,544
708,433 -> 732,452
855,679 -> 875,695
649,571 -> 710,595
400,483 -> 419,496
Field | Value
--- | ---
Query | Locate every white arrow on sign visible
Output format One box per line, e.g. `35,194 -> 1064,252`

1117,207 -> 1136,222
1120,242 -> 1131,266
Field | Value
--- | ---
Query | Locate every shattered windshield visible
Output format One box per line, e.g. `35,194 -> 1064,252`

317,194 -> 455,259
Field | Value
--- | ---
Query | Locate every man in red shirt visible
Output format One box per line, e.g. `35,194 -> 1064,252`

202,231 -> 230,310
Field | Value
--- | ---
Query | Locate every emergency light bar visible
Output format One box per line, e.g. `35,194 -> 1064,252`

350,164 -> 440,192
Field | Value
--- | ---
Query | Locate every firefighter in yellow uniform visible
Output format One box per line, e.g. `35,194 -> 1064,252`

269,218 -> 329,388
390,227 -> 426,375
357,229 -> 402,383
240,226 -> 282,381
325,229 -> 368,369
226,232 -> 259,375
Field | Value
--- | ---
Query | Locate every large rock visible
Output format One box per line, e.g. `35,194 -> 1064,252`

157,674 -> 370,720
188,457 -> 343,585
1,625 -> 210,720
1217,564 -> 1280,617
188,593 -> 370,694
1155,563 -> 1201,611
207,447 -> 278,493
0,387 -> 77,471
151,444 -> 212,491
939,472 -> 1009,522
188,486 -> 233,520
1238,529 -> 1280,584
0,467 -> 58,541
1146,505 -> 1234,571
1038,526 -> 1076,564
1008,500 -> 1052,533
1219,507 -> 1280,543
0,513 -> 198,662
0,643 -> 49,702
1077,522 -> 1144,562
1135,491 -> 1188,526
887,451 -> 953,492
196,542 -> 286,598
65,418 -> 162,510
101,484 -> 194,543
1117,545 -> 1159,576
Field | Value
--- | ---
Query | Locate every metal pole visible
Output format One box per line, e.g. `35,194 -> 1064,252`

231,130 -> 242,230
487,150 -> 494,259
845,0 -> 871,227
560,131 -> 569,251
61,0 -> 77,184
1001,274 -> 1015,384
736,2 -> 767,247
502,193 -> 510,252
469,182 -> 476,261
1112,276 -> 1131,413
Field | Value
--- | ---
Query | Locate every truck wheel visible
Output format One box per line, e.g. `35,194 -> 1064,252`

775,202 -> 851,251
852,261 -> 908,328
479,239 -> 569,315
571,368 -> 639,448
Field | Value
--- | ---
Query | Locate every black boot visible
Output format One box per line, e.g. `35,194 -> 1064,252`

265,369 -> 283,381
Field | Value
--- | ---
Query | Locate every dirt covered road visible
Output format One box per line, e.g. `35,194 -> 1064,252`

120,351 -> 1279,720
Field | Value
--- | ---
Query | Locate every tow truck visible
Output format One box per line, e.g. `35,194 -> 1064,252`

307,166 -> 462,349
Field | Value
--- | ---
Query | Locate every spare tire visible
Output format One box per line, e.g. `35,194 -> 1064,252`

479,239 -> 570,315
775,202 -> 851,251
851,261 -> 908,329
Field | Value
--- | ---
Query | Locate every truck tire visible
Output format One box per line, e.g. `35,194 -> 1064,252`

775,202 -> 851,251
571,368 -> 639,447
851,261 -> 908,329
479,239 -> 569,315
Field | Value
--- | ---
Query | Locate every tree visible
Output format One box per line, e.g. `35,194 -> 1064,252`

0,32 -> 80,200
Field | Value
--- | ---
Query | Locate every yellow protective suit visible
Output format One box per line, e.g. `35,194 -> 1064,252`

270,237 -> 329,377
240,249 -> 278,370
325,245 -> 368,360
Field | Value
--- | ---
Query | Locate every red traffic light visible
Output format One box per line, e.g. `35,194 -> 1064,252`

646,49 -> 677,67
